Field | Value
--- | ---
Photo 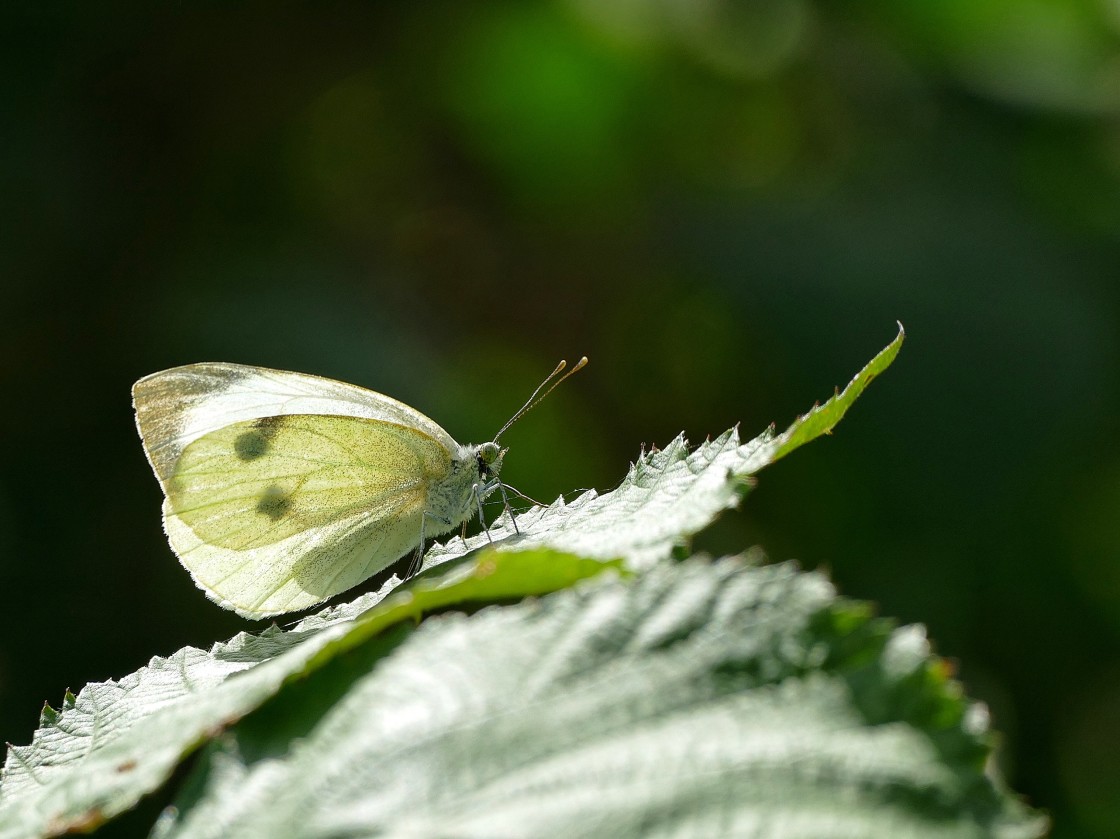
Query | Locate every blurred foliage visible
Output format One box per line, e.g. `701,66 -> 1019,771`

1,1 -> 1119,836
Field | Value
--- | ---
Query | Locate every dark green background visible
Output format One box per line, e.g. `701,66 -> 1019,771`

2,3 -> 1119,836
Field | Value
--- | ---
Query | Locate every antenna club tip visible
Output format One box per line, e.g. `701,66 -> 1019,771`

494,355 -> 588,440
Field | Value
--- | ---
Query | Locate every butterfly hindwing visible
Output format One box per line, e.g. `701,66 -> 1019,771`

167,414 -> 449,551
154,412 -> 471,618
164,496 -> 425,618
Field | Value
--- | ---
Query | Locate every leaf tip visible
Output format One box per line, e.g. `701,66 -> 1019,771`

39,701 -> 61,727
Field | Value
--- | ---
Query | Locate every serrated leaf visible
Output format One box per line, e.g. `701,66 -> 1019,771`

154,557 -> 1044,839
0,327 -> 908,838
424,324 -> 905,569
0,551 -> 617,838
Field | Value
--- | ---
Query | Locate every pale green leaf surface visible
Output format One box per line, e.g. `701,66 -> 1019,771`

154,557 -> 1044,839
0,551 -> 615,838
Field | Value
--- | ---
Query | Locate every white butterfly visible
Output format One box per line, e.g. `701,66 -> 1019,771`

133,359 -> 585,618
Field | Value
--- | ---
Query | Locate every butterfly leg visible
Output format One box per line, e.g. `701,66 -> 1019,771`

474,479 -> 519,539
498,481 -> 520,535
405,515 -> 428,580
407,511 -> 453,579
473,482 -> 493,544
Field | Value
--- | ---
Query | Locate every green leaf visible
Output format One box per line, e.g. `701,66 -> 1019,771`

0,326 -> 947,838
0,551 -> 619,838
153,558 -> 1043,839
770,321 -> 905,462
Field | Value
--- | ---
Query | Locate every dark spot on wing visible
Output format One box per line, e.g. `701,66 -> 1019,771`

235,432 -> 268,460
257,485 -> 293,520
235,417 -> 285,461
253,416 -> 285,436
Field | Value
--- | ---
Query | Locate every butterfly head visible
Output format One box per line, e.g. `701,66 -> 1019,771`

476,440 -> 505,482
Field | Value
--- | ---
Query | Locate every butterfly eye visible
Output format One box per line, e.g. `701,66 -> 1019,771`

478,441 -> 501,465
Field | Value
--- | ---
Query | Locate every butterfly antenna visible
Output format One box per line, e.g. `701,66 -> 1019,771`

494,357 -> 588,442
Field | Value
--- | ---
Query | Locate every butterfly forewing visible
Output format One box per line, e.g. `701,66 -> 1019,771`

134,363 -> 459,484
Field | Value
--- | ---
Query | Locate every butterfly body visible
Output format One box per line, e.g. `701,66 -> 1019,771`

133,363 -> 503,618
